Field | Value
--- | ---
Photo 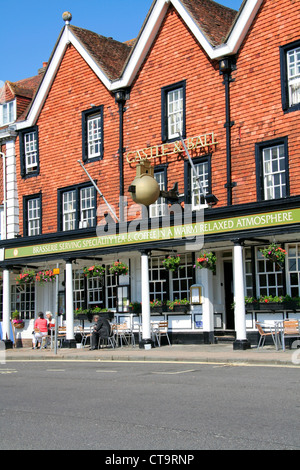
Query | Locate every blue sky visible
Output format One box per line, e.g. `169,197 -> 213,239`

1,0 -> 243,83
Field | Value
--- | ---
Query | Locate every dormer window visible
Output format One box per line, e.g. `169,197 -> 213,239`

0,100 -> 16,126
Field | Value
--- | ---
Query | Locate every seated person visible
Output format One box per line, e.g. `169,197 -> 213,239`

91,315 -> 111,350
32,312 -> 48,349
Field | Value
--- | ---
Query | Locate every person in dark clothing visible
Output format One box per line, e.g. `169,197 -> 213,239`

90,315 -> 111,350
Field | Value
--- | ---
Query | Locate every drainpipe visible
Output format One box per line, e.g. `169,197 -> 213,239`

219,57 -> 236,206
114,89 -> 130,223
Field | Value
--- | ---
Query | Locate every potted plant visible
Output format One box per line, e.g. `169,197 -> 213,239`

83,265 -> 105,278
35,269 -> 58,285
129,301 -> 141,313
245,295 -> 300,311
167,298 -> 190,313
11,310 -> 24,329
194,251 -> 216,273
260,243 -> 287,268
15,269 -> 35,286
162,255 -> 181,272
150,299 -> 164,313
109,261 -> 129,276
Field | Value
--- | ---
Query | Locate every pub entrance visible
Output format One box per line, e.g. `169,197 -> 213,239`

224,261 -> 235,330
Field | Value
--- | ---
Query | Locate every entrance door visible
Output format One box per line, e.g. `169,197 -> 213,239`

224,261 -> 234,329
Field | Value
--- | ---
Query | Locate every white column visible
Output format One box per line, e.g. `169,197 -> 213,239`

5,139 -> 19,239
201,268 -> 215,343
65,260 -> 75,344
141,251 -> 152,348
233,241 -> 250,350
2,269 -> 12,343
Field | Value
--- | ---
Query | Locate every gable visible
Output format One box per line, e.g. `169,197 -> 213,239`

16,0 -> 264,130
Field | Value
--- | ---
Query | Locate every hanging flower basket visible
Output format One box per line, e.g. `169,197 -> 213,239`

35,270 -> 58,284
109,261 -> 129,276
162,255 -> 181,272
194,251 -> 216,273
83,265 -> 105,278
260,243 -> 287,267
15,269 -> 35,286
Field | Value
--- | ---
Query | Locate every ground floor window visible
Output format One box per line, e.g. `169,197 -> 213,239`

256,246 -> 284,297
11,284 -> 35,320
73,267 -> 117,311
286,244 -> 300,297
149,253 -> 194,301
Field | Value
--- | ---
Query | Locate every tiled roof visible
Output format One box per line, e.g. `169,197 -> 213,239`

70,25 -> 134,80
181,0 -> 238,46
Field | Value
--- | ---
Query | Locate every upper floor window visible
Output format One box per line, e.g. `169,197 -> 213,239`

20,126 -> 39,178
184,156 -> 211,210
82,106 -> 104,161
280,40 -> 300,112
0,100 -> 16,126
161,81 -> 186,142
149,166 -> 167,218
58,183 -> 96,232
23,194 -> 41,237
255,138 -> 289,201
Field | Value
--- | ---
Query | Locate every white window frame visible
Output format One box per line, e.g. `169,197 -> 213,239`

256,247 -> 284,298
80,186 -> 95,228
87,114 -> 102,159
0,100 -> 16,126
27,197 -> 41,236
167,88 -> 183,140
149,170 -> 166,218
24,131 -> 38,173
262,144 -> 286,200
62,190 -> 76,231
191,161 -> 209,210
287,47 -> 300,107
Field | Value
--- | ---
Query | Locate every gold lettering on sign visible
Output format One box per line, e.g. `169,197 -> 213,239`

126,133 -> 218,164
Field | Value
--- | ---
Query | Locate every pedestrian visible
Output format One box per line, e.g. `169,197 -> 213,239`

90,315 -> 111,350
32,312 -> 48,349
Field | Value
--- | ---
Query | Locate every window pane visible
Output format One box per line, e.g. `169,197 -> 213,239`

25,132 -> 38,173
88,114 -> 102,158
28,198 -> 40,236
167,88 -> 183,139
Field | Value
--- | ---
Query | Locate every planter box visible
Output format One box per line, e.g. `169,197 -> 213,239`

168,306 -> 190,313
246,302 -> 299,311
150,307 -> 164,313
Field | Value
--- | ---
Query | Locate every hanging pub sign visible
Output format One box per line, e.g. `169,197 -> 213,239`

125,133 -> 218,164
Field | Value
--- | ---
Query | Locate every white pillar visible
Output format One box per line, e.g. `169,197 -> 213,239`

65,260 -> 75,346
2,269 -> 11,342
201,268 -> 215,343
233,241 -> 250,350
141,251 -> 152,349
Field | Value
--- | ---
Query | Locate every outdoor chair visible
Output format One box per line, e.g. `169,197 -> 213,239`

282,320 -> 300,350
98,324 -> 116,349
154,321 -> 171,347
255,322 -> 278,349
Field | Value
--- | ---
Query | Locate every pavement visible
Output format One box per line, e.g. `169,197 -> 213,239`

3,342 -> 300,367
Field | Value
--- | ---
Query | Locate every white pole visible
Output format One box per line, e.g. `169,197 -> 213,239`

141,251 -> 151,348
233,241 -> 250,350
2,269 -> 10,341
65,260 -> 74,343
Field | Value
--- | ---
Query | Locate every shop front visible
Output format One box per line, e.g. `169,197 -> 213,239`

1,196 -> 300,349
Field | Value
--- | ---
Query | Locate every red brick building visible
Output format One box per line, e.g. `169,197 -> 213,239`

1,0 -> 300,349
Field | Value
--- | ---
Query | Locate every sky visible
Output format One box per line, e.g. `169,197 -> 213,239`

1,0 -> 243,84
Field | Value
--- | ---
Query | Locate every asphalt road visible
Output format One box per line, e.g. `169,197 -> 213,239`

0,361 -> 299,451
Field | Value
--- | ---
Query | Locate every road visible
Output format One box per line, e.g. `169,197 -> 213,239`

0,360 -> 299,451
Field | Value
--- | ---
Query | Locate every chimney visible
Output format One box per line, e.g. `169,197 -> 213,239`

38,62 -> 48,74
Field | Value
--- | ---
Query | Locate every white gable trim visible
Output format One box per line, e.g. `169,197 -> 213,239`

16,0 -> 264,128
